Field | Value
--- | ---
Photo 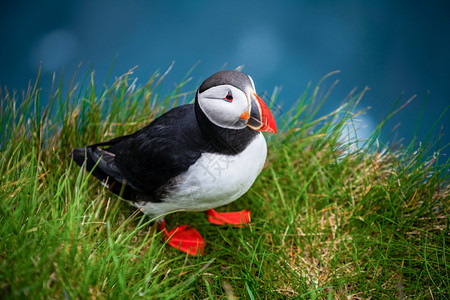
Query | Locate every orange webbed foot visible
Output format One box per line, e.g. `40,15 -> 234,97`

206,209 -> 251,227
158,219 -> 205,256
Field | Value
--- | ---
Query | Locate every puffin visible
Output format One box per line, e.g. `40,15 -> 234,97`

70,70 -> 277,255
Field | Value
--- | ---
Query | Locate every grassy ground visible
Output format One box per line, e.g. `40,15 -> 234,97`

1,68 -> 449,299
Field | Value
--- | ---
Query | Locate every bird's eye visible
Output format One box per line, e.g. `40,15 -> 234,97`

225,92 -> 233,102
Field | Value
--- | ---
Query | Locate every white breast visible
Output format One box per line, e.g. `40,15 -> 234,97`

136,133 -> 267,218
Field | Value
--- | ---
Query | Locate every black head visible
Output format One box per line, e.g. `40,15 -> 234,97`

198,70 -> 255,94
196,70 -> 277,133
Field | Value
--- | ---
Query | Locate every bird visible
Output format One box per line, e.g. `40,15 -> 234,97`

70,70 -> 277,255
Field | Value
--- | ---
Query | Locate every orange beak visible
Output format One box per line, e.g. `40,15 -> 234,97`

244,92 -> 277,134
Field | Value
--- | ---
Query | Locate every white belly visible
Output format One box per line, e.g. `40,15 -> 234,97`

136,133 -> 267,217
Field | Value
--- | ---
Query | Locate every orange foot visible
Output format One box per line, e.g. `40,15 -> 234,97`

206,209 -> 251,227
158,219 -> 205,256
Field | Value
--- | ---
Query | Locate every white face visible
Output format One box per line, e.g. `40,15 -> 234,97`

197,84 -> 250,130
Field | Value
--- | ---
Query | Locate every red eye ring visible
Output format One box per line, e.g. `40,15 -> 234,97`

225,92 -> 233,102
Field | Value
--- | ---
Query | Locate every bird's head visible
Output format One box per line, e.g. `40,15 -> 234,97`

196,70 -> 277,134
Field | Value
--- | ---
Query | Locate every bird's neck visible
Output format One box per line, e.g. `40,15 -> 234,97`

194,98 -> 258,155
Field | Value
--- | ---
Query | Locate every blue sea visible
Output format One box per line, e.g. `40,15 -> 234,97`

1,0 -> 449,155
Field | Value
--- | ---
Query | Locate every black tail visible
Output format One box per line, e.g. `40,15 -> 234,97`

69,147 -> 137,199
70,147 -> 110,182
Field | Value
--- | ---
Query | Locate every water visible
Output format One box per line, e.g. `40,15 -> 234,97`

1,0 -> 449,154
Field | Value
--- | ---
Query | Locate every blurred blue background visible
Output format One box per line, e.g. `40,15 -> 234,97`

1,0 -> 449,152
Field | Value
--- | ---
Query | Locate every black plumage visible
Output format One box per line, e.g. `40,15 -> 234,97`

70,102 -> 258,203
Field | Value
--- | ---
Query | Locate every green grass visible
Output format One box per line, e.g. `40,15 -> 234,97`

1,67 -> 449,299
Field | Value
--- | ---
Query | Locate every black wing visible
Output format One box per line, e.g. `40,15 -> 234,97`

70,104 -> 207,200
